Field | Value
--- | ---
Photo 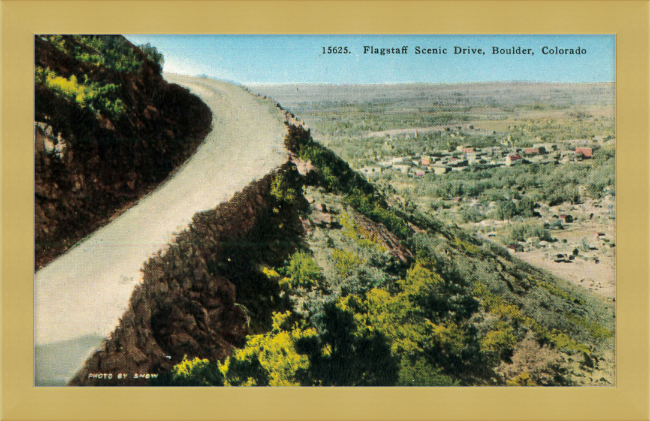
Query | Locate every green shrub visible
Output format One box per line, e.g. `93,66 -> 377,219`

220,312 -> 317,386
507,371 -> 537,386
398,357 -> 458,386
344,189 -> 410,238
43,35 -> 159,74
276,251 -> 324,290
151,355 -> 225,386
332,248 -> 365,278
35,66 -> 124,117
565,314 -> 614,340
474,281 -> 591,354
538,281 -> 585,305
480,322 -> 517,359
508,223 -> 553,243
453,237 -> 480,254
138,42 -> 165,71
286,128 -> 409,239
295,303 -> 400,386
461,207 -> 485,223
270,171 -> 298,204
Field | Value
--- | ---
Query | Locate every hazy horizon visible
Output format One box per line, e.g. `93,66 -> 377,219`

243,80 -> 616,87
129,35 -> 615,85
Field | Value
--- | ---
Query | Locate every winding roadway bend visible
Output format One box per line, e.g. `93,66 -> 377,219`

34,75 -> 288,385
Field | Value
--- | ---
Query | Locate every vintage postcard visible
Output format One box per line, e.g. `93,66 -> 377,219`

33,34 -> 617,388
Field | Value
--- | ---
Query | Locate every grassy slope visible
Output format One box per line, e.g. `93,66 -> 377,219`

146,122 -> 614,387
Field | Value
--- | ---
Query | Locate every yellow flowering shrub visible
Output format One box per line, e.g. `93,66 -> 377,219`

507,371 -> 537,386
222,312 -> 317,386
340,213 -> 387,251
332,248 -> 365,278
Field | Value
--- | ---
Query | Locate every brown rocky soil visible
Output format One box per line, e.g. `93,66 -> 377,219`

69,164 -> 304,386
35,36 -> 212,269
353,213 -> 413,264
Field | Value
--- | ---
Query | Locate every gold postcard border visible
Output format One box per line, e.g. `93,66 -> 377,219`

1,1 -> 648,420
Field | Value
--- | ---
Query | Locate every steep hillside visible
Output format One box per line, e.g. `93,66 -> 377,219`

35,35 -> 212,269
70,115 -> 614,387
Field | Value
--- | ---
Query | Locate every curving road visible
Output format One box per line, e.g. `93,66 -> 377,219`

34,75 -> 288,385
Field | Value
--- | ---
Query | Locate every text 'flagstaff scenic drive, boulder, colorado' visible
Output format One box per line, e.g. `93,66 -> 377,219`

357,45 -> 585,55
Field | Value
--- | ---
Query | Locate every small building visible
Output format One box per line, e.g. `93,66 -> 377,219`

414,169 -> 426,177
451,166 -> 470,172
452,159 -> 468,167
554,253 -> 571,263
575,147 -> 593,158
592,135 -> 606,144
526,236 -> 540,246
360,166 -> 383,178
461,147 -> 475,154
507,243 -> 524,252
433,165 -> 450,175
559,214 -> 573,223
534,143 -> 556,152
524,148 -> 539,156
421,156 -> 431,166
506,154 -> 523,166
393,164 -> 412,174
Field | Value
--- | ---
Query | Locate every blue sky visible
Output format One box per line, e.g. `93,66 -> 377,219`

125,35 -> 615,85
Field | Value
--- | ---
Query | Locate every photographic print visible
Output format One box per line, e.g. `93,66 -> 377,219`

34,34 -> 615,387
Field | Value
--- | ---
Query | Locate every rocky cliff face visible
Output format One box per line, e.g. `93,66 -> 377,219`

68,158 -> 306,385
35,36 -> 212,269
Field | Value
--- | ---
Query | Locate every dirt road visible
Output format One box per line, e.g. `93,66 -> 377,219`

34,75 -> 288,385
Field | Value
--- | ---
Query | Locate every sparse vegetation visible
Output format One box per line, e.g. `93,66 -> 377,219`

139,123 -> 612,386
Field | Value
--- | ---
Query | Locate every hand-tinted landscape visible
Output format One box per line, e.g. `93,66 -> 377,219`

35,35 -> 615,387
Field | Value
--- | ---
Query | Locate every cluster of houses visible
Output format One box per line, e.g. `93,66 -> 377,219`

359,140 -> 605,178
499,199 -> 616,264
505,230 -> 614,264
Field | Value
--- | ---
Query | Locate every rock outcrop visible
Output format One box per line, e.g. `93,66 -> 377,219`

35,36 -> 212,269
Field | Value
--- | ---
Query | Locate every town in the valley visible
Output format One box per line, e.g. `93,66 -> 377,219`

354,125 -> 615,298
359,125 -> 612,177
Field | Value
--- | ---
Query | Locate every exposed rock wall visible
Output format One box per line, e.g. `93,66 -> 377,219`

69,162 -> 305,386
35,36 -> 212,269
